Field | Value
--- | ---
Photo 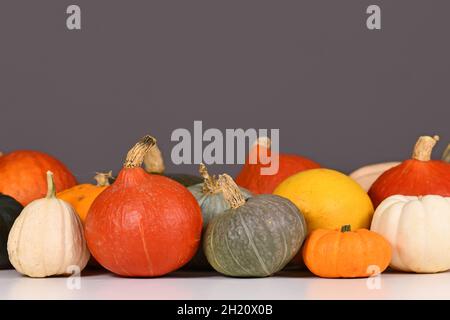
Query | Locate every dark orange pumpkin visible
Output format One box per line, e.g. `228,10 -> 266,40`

0,150 -> 77,205
369,135 -> 450,208
85,136 -> 203,277
235,137 -> 320,194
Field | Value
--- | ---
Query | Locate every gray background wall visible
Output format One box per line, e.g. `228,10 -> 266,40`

0,1 -> 448,182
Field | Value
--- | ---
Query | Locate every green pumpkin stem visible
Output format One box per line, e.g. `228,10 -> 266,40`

94,171 -> 113,187
340,225 -> 351,233
217,174 -> 246,209
124,135 -> 157,169
46,171 -> 56,199
443,144 -> 450,163
199,163 -> 220,194
412,135 -> 439,161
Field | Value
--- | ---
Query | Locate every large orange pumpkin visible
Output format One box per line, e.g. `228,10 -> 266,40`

235,137 -> 320,194
369,135 -> 450,208
303,225 -> 391,278
85,136 -> 203,277
57,172 -> 112,223
0,150 -> 77,205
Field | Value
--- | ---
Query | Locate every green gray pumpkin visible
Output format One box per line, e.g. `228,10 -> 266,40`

203,174 -> 307,277
443,144 -> 450,163
0,194 -> 23,269
186,164 -> 252,269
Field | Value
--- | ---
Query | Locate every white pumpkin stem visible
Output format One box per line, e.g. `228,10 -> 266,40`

94,171 -> 113,186
199,163 -> 220,194
46,171 -> 56,199
124,135 -> 157,168
143,142 -> 165,174
218,174 -> 246,209
412,135 -> 439,161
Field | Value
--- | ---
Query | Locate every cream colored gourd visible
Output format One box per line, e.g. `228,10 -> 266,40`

370,195 -> 450,273
349,162 -> 400,192
7,171 -> 90,278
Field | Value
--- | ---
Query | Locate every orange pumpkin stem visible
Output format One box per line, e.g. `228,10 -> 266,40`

340,225 -> 351,232
412,135 -> 439,161
199,163 -> 220,194
218,174 -> 246,209
94,171 -> 113,187
124,135 -> 157,169
46,171 -> 56,199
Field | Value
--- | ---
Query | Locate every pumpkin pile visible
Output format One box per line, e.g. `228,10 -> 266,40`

1,133 -> 450,280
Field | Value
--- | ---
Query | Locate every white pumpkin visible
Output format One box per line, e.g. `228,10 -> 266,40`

349,162 -> 400,192
7,171 -> 90,278
370,194 -> 450,273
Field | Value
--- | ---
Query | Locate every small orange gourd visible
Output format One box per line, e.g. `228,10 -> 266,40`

303,225 -> 391,278
57,172 -> 112,223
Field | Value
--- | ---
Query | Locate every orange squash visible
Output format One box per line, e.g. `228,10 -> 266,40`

303,225 -> 391,278
235,137 -> 320,194
85,135 -> 202,277
368,135 -> 450,208
0,150 -> 77,206
57,172 -> 112,223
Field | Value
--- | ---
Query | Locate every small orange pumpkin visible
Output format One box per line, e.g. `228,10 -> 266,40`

303,225 -> 391,278
57,172 -> 112,223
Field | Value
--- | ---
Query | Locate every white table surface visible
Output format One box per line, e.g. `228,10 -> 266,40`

0,268 -> 449,300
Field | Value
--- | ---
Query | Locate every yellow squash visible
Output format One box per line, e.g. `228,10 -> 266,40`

57,172 -> 112,223
273,168 -> 374,233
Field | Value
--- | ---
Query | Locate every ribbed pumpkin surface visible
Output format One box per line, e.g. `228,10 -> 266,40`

303,227 -> 391,278
204,194 -> 307,277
